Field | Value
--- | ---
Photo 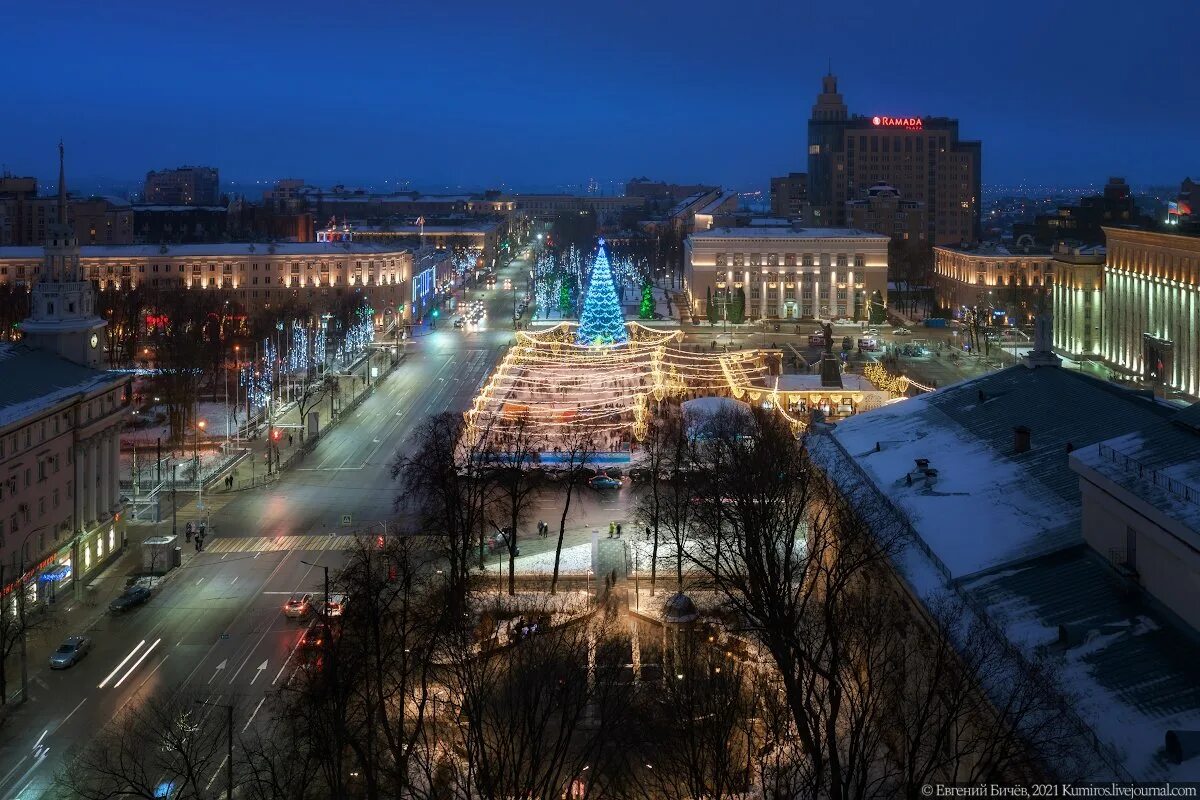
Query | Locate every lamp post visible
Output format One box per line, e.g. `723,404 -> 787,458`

194,698 -> 233,800
195,420 -> 206,512
300,559 -> 330,615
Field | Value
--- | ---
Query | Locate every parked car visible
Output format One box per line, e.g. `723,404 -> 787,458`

893,328 -> 911,335
589,473 -> 623,490
49,635 -> 91,669
109,585 -> 151,613
283,592 -> 313,619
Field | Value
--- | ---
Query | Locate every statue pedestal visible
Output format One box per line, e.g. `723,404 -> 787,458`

819,354 -> 843,388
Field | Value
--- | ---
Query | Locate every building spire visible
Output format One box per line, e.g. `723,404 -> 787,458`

57,140 -> 66,226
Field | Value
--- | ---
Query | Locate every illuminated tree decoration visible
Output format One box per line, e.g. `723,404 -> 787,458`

638,282 -> 655,320
575,240 -> 628,346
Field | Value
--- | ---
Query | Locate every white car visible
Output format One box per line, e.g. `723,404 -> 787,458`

893,328 -> 911,336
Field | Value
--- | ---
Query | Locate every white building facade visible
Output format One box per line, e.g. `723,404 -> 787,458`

684,227 -> 889,321
1101,227 -> 1200,398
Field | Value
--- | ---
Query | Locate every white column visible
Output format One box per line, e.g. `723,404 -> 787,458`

110,430 -> 120,513
90,440 -> 101,525
100,433 -> 114,519
82,438 -> 95,525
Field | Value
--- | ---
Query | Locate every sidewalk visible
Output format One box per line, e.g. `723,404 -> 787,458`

211,348 -> 401,493
0,526 -> 207,707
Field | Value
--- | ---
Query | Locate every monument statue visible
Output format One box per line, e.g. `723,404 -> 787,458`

822,322 -> 834,354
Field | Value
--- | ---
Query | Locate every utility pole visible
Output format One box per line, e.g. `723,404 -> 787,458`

301,559 -> 330,614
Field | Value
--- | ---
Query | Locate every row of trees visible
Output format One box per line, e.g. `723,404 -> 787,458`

56,405 -> 1095,798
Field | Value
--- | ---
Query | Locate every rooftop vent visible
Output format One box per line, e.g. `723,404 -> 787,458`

1166,730 -> 1200,765
1014,426 -> 1031,454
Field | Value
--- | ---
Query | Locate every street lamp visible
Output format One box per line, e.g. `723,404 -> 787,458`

194,698 -> 233,800
195,420 -> 207,512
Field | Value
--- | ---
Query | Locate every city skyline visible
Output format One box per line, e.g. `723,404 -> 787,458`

3,0 -> 1197,190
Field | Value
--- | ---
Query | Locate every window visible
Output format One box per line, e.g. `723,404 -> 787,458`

750,285 -> 760,299
854,254 -> 865,268
836,254 -> 848,268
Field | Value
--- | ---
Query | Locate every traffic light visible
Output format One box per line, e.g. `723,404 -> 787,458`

272,429 -> 282,441
431,309 -> 439,318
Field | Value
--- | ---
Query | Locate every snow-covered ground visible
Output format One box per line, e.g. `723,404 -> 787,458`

122,401 -> 241,444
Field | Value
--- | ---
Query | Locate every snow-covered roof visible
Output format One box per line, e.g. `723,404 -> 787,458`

808,366 -> 1200,781
765,373 -> 877,392
0,345 -> 127,428
0,242 -> 415,261
690,227 -> 889,241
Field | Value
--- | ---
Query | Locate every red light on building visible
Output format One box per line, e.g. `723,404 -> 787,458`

872,115 -> 924,130
145,313 -> 169,330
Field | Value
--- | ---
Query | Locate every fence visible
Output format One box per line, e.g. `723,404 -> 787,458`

1096,442 -> 1200,506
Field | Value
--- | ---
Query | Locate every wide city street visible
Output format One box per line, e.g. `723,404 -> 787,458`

0,253 -> 536,800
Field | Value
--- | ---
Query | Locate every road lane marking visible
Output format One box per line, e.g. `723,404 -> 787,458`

196,577 -> 204,585
32,731 -> 47,751
98,640 -> 146,688
0,756 -> 28,790
207,659 -> 227,685
113,638 -> 162,688
249,660 -> 268,685
272,636 -> 303,685
205,754 -> 229,792
230,576 -> 239,585
242,696 -> 267,733
61,698 -> 86,726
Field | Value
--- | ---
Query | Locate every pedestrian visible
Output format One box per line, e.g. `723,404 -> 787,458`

194,536 -> 201,552
185,521 -> 193,542
608,521 -> 614,539
288,433 -> 293,447
616,522 -> 622,538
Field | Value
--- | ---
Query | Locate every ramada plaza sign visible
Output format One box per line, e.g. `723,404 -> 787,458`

871,115 -> 924,130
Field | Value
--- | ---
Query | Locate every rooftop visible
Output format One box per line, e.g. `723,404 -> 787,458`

935,240 -> 1054,257
0,241 -> 419,260
809,365 -> 1200,780
0,344 -> 126,428
690,226 -> 889,241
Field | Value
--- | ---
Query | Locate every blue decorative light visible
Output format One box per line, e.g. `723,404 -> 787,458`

575,240 -> 628,346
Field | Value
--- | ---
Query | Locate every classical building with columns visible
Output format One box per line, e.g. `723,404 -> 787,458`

684,226 -> 889,321
0,146 -> 131,603
1100,226 -> 1200,398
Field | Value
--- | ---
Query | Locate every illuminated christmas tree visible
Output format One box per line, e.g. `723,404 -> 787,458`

575,240 -> 628,346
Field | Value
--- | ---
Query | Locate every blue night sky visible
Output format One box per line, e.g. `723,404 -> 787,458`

3,0 -> 1197,191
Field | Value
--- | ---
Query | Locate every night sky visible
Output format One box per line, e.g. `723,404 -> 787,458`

3,0 -> 1197,190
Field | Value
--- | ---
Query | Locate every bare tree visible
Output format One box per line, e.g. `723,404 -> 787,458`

0,565 -> 47,706
150,291 -> 210,443
55,694 -> 227,799
392,412 -> 494,615
444,606 -> 628,799
621,628 -> 756,800
551,425 -> 596,595
633,404 -> 686,595
485,414 -> 541,596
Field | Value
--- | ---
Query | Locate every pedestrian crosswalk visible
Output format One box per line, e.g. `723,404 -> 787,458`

205,534 -> 360,554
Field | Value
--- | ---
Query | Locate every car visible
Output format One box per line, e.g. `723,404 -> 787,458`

300,621 -> 334,650
486,529 -> 520,555
283,592 -> 313,619
49,635 -> 91,669
893,328 -> 911,335
589,473 -> 623,490
109,585 -> 151,613
317,593 -> 348,618
864,328 -> 880,335
453,317 -> 465,329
